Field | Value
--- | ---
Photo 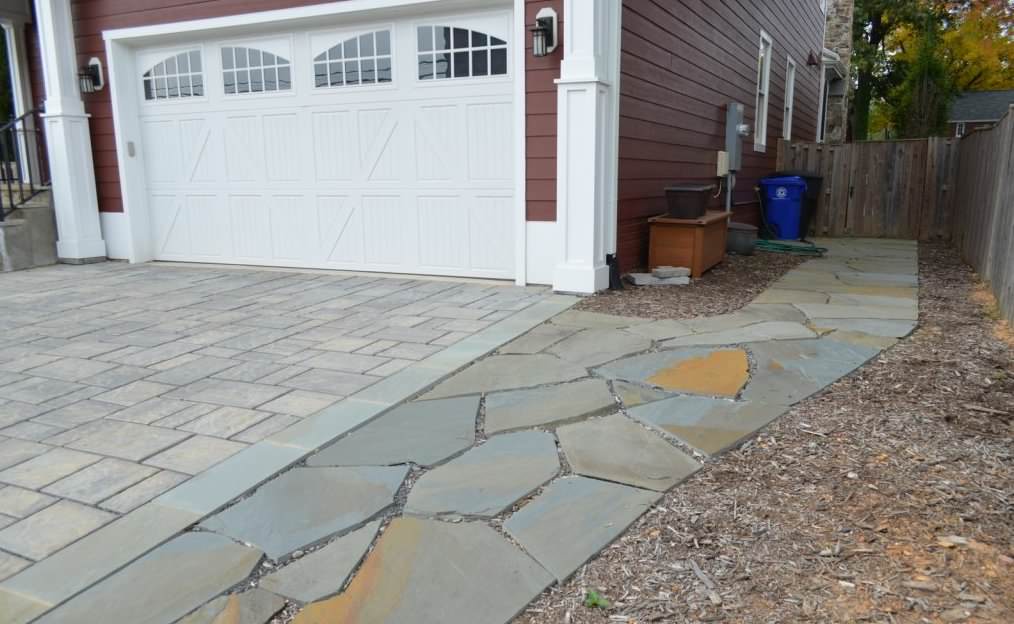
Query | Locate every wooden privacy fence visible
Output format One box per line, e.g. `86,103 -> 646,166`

778,106 -> 1014,321
951,106 -> 1014,322
776,137 -> 959,239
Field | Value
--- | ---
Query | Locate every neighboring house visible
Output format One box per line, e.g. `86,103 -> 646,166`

948,90 -> 1014,137
0,0 -> 826,293
819,0 -> 852,143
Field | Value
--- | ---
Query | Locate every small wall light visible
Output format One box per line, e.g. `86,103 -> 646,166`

531,7 -> 558,57
78,57 -> 104,93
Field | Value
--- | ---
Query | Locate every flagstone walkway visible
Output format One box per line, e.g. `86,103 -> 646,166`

2,239 -> 919,624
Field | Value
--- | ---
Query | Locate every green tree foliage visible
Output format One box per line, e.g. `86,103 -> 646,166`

888,14 -> 956,137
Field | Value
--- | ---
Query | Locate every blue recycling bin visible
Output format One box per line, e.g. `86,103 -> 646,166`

759,176 -> 807,240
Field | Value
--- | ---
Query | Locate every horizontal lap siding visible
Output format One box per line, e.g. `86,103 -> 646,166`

525,0 -> 562,221
617,0 -> 825,271
27,1 -> 552,216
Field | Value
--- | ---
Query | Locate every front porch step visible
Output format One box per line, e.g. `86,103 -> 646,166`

0,190 -> 58,272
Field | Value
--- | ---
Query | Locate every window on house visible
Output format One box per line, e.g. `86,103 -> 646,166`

955,122 -> 966,137
143,50 -> 203,101
222,46 -> 291,94
754,31 -> 773,152
783,57 -> 797,140
417,26 -> 507,80
314,30 -> 393,87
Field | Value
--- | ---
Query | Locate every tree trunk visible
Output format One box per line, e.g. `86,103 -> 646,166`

853,72 -> 874,141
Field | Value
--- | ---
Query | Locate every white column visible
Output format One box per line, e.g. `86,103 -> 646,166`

552,0 -> 621,294
3,18 -> 42,184
34,0 -> 106,261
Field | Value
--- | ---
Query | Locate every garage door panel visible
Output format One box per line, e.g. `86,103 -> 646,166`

467,102 -> 513,182
469,194 -> 514,273
230,194 -> 271,259
151,194 -> 188,256
312,111 -> 357,182
358,108 -> 401,182
416,105 -> 463,182
417,195 -> 468,269
264,114 -> 304,183
270,195 -> 316,261
224,116 -> 265,182
317,194 -> 358,262
187,194 -> 230,257
362,195 -> 407,265
142,121 -> 182,184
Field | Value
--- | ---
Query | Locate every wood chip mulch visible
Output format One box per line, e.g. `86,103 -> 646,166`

517,242 -> 1014,624
573,252 -> 808,319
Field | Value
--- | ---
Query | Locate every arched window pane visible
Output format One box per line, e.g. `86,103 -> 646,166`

314,30 -> 393,88
142,50 -> 203,101
416,26 -> 508,80
221,46 -> 291,94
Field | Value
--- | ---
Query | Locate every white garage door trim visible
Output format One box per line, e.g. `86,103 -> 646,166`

103,0 -> 529,284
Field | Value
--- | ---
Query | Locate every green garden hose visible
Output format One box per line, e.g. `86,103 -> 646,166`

754,239 -> 828,256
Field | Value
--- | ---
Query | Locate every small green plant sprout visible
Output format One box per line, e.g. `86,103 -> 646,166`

583,589 -> 611,609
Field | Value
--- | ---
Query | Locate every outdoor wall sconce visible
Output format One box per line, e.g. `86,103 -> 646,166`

78,57 -> 104,93
531,8 -> 558,57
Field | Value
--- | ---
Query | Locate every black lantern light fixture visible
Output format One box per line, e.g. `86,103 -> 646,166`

78,57 -> 104,94
531,7 -> 558,58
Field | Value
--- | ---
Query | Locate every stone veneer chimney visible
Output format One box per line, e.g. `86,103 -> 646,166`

823,0 -> 854,143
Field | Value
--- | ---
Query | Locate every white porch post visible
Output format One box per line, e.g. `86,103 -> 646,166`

552,0 -> 621,294
34,0 -> 106,262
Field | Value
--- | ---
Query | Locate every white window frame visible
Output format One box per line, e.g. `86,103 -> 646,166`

415,24 -> 509,82
140,48 -> 205,103
312,28 -> 394,89
783,57 -> 796,140
955,122 -> 966,137
754,31 -> 773,152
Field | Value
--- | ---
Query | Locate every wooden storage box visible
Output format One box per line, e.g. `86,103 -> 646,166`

648,211 -> 730,278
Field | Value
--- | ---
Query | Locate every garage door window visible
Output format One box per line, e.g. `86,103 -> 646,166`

143,50 -> 203,101
314,30 -> 393,87
417,26 -> 507,80
222,46 -> 292,94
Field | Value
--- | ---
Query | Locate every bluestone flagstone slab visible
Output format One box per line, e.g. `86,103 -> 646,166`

484,378 -> 615,434
794,303 -> 918,321
661,321 -> 816,347
0,448 -> 102,489
292,517 -> 554,624
405,431 -> 559,517
557,415 -> 700,491
498,323 -> 577,354
550,310 -> 649,329
259,520 -> 381,603
742,337 -> 880,405
808,318 -> 917,338
200,466 -> 406,559
32,532 -> 262,624
0,486 -> 55,518
0,438 -> 49,470
0,499 -> 114,560
547,328 -> 652,367
65,419 -> 190,462
595,348 -> 749,398
144,435 -> 246,475
625,319 -> 695,341
41,457 -> 157,504
307,396 -> 478,467
628,395 -> 787,455
613,380 -> 672,407
178,589 -> 285,624
504,476 -> 660,581
421,354 -> 586,399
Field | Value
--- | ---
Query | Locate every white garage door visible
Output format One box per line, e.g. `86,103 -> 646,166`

135,10 -> 515,279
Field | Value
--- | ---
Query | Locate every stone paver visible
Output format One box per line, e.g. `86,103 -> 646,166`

167,379 -> 289,409
547,327 -> 653,367
550,310 -> 649,329
629,396 -> 788,455
293,517 -> 554,624
484,378 -> 615,434
308,396 -> 478,468
258,390 -> 340,417
406,431 -> 559,517
33,532 -> 262,624
178,589 -> 285,624
505,476 -> 660,581
0,439 -> 48,471
557,415 -> 700,491
280,368 -> 377,396
32,400 -> 119,428
612,380 -> 671,408
177,406 -> 271,439
65,419 -> 190,461
200,466 -> 407,559
26,358 -> 117,383
0,448 -> 102,489
596,348 -> 750,398
0,500 -> 114,560
0,551 -> 30,582
40,458 -> 157,505
743,337 -> 880,405
0,486 -> 55,518
809,318 -> 917,338
661,321 -> 816,347
259,520 -> 381,603
422,354 -> 587,399
144,435 -> 245,475
98,470 -> 189,513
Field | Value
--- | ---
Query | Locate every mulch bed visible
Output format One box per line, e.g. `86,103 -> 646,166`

573,252 -> 807,319
518,242 -> 1014,624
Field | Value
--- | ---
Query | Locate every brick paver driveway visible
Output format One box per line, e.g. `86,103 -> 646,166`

0,261 -> 557,585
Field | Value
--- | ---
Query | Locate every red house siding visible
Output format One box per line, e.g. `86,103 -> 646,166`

524,0 -> 561,221
616,0 -> 825,272
26,0 -> 554,216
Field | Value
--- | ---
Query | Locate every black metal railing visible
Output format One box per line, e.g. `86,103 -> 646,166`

0,109 -> 50,221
